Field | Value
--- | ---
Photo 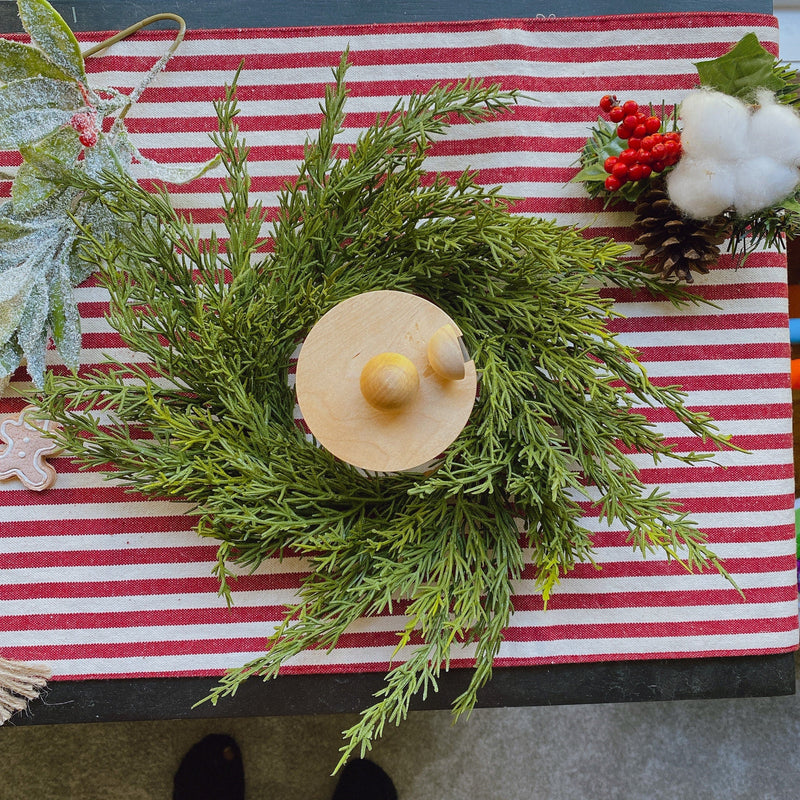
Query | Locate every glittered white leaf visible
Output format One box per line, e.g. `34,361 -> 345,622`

17,0 -> 85,82
0,77 -> 83,149
0,38 -> 72,83
47,249 -> 81,371
0,256 -> 38,346
17,280 -> 49,387
0,340 -> 22,384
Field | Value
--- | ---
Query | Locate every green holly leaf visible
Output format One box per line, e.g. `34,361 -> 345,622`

14,127 -> 82,214
0,38 -> 72,83
695,33 -> 784,101
17,0 -> 85,83
0,215 -> 38,240
0,77 -> 83,149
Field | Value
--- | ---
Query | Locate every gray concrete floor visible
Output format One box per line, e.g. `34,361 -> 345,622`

1,650 -> 799,800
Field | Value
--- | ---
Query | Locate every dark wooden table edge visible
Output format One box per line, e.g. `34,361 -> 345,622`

12,652 -> 796,726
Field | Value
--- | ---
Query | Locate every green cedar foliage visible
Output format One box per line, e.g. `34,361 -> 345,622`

40,54 -> 738,769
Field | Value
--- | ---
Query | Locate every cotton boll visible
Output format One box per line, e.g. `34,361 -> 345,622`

679,90 -> 750,160
748,95 -> 800,165
666,156 -> 737,219
732,155 -> 800,216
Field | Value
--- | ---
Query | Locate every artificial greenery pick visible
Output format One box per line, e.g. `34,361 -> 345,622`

39,54 -> 739,768
0,0 -> 216,390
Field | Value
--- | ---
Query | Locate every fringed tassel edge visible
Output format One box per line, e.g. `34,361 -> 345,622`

0,657 -> 52,724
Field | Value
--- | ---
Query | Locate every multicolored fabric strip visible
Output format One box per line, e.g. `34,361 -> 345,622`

0,12 -> 797,680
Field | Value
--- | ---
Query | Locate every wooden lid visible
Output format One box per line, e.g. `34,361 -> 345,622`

295,290 -> 477,473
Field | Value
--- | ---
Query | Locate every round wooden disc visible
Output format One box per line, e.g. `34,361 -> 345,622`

295,290 -> 477,473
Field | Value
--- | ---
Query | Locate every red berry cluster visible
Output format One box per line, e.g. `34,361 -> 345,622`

597,95 -> 682,192
70,111 -> 99,148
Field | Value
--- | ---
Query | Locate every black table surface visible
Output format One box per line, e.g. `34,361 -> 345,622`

2,0 -> 795,725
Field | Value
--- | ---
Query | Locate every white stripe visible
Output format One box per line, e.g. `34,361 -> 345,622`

82,23 -> 778,61
34,626 -> 800,677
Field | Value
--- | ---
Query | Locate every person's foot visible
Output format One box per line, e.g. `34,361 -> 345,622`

331,758 -> 397,800
172,733 -> 245,800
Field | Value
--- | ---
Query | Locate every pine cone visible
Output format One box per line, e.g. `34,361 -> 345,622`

633,186 -> 730,283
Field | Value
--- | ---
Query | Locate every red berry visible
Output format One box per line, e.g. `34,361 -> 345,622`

628,163 -> 645,181
604,156 -> 619,173
652,160 -> 666,173
611,162 -> 629,180
633,124 -> 647,139
618,148 -> 637,165
604,175 -> 622,191
599,94 -> 617,112
636,148 -> 653,164
622,100 -> 639,115
664,139 -> 680,156
645,116 -> 661,134
627,136 -> 642,150
623,114 -> 639,130
608,106 -> 625,122
70,110 -> 99,148
664,131 -> 681,142
651,143 -> 666,160
640,135 -> 656,151
639,164 -> 652,179
616,124 -> 633,140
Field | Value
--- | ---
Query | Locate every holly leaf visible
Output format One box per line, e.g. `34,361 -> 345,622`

0,77 -> 83,149
0,254 -> 38,346
47,246 -> 81,372
17,0 -> 85,82
0,38 -> 72,83
695,33 -> 783,101
14,127 -> 82,214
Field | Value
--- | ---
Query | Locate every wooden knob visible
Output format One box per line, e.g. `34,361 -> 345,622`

427,324 -> 467,381
359,352 -> 420,410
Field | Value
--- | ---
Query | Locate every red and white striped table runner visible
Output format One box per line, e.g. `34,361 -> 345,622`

0,12 -> 797,680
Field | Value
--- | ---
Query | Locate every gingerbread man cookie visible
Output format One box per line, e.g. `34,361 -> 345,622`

0,406 -> 63,491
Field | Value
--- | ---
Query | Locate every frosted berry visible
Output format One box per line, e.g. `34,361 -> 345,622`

70,111 -> 99,148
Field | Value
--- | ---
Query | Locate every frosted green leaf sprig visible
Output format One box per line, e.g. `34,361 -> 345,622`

40,54 -> 739,770
0,0 -> 220,390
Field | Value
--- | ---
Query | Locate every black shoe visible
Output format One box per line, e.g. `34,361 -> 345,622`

331,758 -> 397,800
172,733 -> 245,800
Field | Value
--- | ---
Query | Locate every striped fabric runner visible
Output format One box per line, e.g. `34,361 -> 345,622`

0,12 -> 797,680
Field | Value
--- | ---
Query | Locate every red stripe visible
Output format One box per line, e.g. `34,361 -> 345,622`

86,41 -> 760,77
0,516 -> 200,537
3,585 -> 795,634
5,614 -> 796,662
609,312 -> 788,334
0,573 -> 300,600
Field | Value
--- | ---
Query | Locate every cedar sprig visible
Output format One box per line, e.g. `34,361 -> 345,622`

40,53 -> 738,770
